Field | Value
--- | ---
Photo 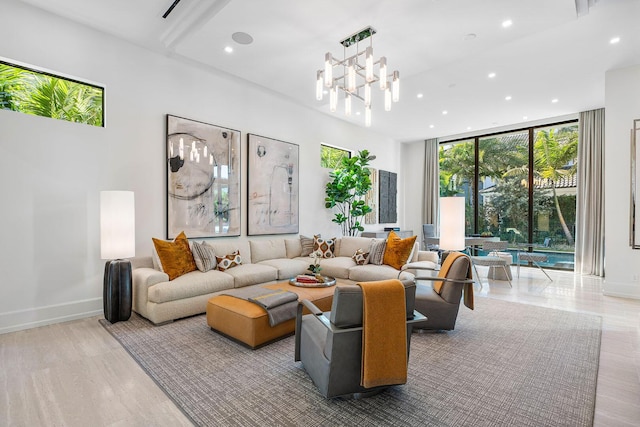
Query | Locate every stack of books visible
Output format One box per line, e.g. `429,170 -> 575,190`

295,275 -> 321,284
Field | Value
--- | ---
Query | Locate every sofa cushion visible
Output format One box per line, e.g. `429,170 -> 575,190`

337,236 -> 373,257
151,231 -> 197,280
223,264 -> 278,288
148,269 -> 234,304
368,239 -> 386,265
285,238 -> 302,258
191,241 -> 217,272
313,235 -> 336,258
383,231 -> 417,270
300,235 -> 316,256
205,240 -> 252,264
317,256 -> 356,279
352,249 -> 369,265
250,239 -> 286,263
258,258 -> 309,280
216,250 -> 242,271
348,264 -> 407,282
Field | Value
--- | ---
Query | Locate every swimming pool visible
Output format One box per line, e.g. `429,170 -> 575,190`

476,249 -> 575,270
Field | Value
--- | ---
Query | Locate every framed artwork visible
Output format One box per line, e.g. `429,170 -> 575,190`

166,115 -> 241,239
379,170 -> 398,223
247,134 -> 299,235
364,168 -> 378,224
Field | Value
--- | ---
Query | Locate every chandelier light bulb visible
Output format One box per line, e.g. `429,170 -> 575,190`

392,71 -> 400,102
385,88 -> 391,111
365,105 -> 372,127
347,58 -> 356,93
203,145 -> 208,157
324,53 -> 333,87
329,86 -> 337,112
316,71 -> 324,100
379,57 -> 387,90
364,83 -> 371,107
365,46 -> 374,82
345,93 -> 352,116
209,154 -> 214,165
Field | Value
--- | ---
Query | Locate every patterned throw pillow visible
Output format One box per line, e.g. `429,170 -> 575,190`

191,241 -> 217,272
352,248 -> 369,265
383,230 -> 418,270
368,239 -> 387,265
216,250 -> 242,271
151,231 -> 197,280
313,235 -> 336,258
300,234 -> 317,257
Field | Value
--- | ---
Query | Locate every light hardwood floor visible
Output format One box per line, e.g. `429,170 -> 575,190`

1,267 -> 639,426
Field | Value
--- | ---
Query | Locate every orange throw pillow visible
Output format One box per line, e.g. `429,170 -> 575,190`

382,231 -> 417,270
152,231 -> 197,280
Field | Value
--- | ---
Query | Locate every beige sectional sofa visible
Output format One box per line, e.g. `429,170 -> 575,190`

130,236 -> 438,325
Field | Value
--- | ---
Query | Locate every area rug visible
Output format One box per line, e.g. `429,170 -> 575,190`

100,298 -> 601,427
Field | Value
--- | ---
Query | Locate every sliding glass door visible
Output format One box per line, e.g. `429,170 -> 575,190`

439,121 -> 578,270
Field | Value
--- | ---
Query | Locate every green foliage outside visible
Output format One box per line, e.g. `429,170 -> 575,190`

320,145 -> 351,169
439,125 -> 578,249
0,62 -> 103,127
325,150 -> 375,236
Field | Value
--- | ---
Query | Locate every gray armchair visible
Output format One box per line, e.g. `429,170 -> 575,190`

413,253 -> 474,331
294,279 -> 425,398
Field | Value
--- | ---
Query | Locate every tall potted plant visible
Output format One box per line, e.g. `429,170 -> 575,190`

324,150 -> 375,236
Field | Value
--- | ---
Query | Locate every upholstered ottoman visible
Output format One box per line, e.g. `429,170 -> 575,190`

206,281 -> 337,348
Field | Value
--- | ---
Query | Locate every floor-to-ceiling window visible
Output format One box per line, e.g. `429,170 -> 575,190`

439,121 -> 578,270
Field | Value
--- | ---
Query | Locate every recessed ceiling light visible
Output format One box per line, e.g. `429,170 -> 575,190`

551,98 -> 559,103
224,46 -> 233,53
523,116 -> 528,120
323,90 -> 328,95
356,111 -> 361,116
232,32 -> 254,45
467,126 -> 472,130
488,72 -> 496,79
429,124 -> 435,129
610,36 -> 621,44
505,95 -> 512,101
502,19 -> 513,28
442,110 -> 448,115
417,93 -> 424,99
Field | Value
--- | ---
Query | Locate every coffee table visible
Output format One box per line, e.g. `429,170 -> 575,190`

206,280 -> 342,349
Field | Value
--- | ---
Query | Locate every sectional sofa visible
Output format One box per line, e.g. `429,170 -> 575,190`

130,235 -> 439,325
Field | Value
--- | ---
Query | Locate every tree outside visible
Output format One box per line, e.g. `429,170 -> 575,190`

0,62 -> 103,127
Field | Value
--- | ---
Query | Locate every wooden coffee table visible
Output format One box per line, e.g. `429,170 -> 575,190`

206,280 -> 342,349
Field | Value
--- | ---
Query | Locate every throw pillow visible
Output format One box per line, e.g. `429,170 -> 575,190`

151,231 -> 197,280
191,241 -> 217,272
300,234 -> 317,257
368,239 -> 386,265
313,235 -> 336,258
352,248 -> 369,265
383,231 -> 418,270
216,250 -> 242,271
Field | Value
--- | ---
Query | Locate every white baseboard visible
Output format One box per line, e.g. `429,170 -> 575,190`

0,298 -> 102,335
602,280 -> 640,300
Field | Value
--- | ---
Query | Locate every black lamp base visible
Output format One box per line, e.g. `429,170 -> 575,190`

103,259 -> 132,323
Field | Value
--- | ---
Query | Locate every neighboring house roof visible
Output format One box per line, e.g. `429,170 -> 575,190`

534,175 -> 577,189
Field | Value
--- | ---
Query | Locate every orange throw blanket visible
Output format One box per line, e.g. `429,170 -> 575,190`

433,252 -> 474,310
357,279 -> 407,389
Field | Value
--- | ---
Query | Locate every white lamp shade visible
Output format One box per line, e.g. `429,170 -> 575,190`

100,191 -> 135,259
439,197 -> 465,251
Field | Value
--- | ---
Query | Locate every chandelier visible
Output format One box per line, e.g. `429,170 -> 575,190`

316,26 -> 399,127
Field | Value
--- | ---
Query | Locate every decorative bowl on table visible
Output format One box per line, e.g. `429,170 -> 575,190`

289,275 -> 336,288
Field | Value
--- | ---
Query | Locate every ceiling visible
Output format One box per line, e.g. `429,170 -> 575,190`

20,0 -> 640,142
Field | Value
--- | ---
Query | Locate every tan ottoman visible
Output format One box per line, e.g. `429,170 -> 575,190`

206,281 -> 336,348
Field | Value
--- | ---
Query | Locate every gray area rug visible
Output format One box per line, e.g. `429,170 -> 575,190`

100,297 -> 601,427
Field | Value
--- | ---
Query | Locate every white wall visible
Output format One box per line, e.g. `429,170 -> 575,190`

603,64 -> 640,298
0,0 -> 401,333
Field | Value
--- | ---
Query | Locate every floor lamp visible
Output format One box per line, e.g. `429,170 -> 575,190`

439,197 -> 465,261
101,191 -> 135,323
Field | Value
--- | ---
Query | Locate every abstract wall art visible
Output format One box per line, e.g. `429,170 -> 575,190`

247,134 -> 299,235
379,169 -> 398,224
166,115 -> 241,239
